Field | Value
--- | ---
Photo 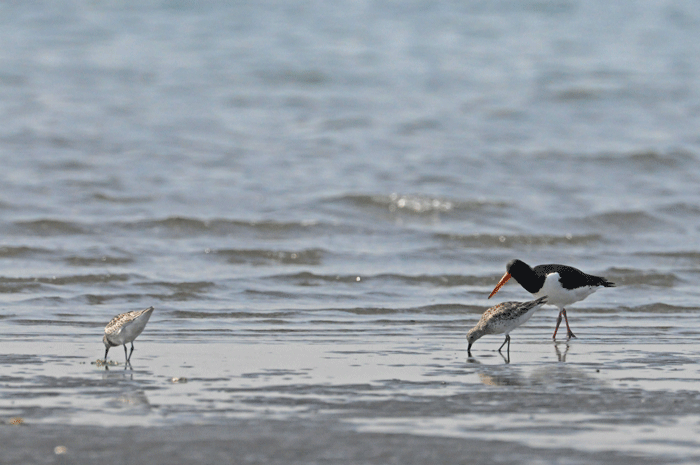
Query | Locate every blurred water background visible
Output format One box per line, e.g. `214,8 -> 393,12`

2,1 -> 700,463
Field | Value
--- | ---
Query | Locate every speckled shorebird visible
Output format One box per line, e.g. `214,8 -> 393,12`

488,259 -> 615,340
467,297 -> 548,355
103,306 -> 155,363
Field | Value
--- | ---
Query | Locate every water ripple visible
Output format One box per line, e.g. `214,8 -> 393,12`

435,232 -> 603,247
572,211 -> 669,231
0,274 -> 131,286
337,193 -> 508,215
120,217 -> 324,237
14,220 -> 88,236
606,268 -> 679,287
214,248 -> 325,266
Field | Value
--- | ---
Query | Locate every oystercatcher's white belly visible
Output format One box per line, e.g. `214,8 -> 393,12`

534,272 -> 597,308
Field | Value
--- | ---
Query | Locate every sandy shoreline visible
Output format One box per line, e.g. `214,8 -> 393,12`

3,324 -> 700,464
1,419 -> 676,465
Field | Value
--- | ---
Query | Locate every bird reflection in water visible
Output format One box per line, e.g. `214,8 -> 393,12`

477,370 -> 524,387
554,342 -> 570,362
467,349 -> 511,364
103,360 -> 133,371
101,367 -> 134,381
467,358 -> 525,386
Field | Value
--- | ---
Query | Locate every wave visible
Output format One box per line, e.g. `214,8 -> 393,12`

14,219 -> 89,235
64,255 -> 134,266
359,273 -> 495,287
0,274 -> 132,295
322,116 -> 373,131
333,193 -> 508,215
92,193 -> 152,204
605,267 -> 679,287
636,251 -> 700,264
0,281 -> 42,293
327,303 -> 482,315
8,214 -> 360,239
532,149 -> 697,168
137,281 -> 216,293
0,273 -> 131,286
255,68 -> 329,86
80,290 -> 211,304
572,211 -> 668,231
171,310 -> 293,319
214,248 -> 325,266
397,118 -> 442,136
618,303 -> 699,313
656,203 -> 700,217
120,216 -> 324,236
267,271 -> 498,288
0,246 -> 52,258
591,149 -> 696,167
434,232 -> 603,247
268,271 -> 363,284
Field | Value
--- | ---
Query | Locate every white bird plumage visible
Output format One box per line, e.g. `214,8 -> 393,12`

103,306 -> 155,363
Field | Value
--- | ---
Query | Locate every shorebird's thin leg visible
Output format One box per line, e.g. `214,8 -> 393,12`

498,334 -> 510,353
553,310 -> 564,340
562,309 -> 576,339
127,342 -> 135,362
104,347 -> 109,361
123,344 -> 129,363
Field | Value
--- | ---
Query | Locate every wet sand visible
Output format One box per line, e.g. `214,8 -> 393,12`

1,420 -> 676,465
3,0 -> 700,463
3,310 -> 700,464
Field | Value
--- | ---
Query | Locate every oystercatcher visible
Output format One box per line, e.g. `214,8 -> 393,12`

488,259 -> 615,340
467,297 -> 548,355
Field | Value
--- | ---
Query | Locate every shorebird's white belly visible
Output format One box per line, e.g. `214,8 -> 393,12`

488,310 -> 537,335
534,273 -> 597,308
106,311 -> 153,346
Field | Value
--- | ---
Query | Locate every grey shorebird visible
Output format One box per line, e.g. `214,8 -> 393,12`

103,306 -> 155,363
488,259 -> 615,340
467,297 -> 547,355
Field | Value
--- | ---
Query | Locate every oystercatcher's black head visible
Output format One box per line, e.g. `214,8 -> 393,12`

503,259 -> 546,294
506,259 -> 532,276
489,259 -> 536,299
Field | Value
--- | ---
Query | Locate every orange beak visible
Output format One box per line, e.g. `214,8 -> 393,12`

488,272 -> 511,299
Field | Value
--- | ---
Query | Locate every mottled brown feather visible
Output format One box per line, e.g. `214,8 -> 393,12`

104,306 -> 154,335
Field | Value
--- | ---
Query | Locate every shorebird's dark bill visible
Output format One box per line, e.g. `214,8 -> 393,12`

488,272 -> 511,299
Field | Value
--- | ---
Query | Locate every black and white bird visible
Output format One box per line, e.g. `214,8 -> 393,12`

467,297 -> 548,355
488,259 -> 615,340
103,306 -> 155,363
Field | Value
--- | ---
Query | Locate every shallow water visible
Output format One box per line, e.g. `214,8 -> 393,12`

2,0 -> 700,463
